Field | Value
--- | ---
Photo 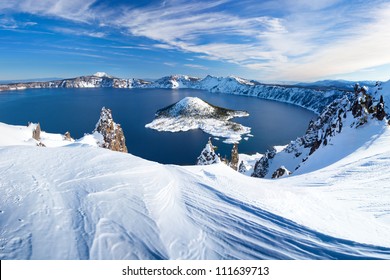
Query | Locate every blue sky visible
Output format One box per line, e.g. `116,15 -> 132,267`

1,0 -> 390,82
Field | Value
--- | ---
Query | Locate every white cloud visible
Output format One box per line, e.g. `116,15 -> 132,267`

164,62 -> 177,67
153,44 -> 176,50
0,17 -> 37,29
268,2 -> 390,81
0,0 -> 96,22
184,64 -> 209,70
51,27 -> 106,38
2,0 -> 390,81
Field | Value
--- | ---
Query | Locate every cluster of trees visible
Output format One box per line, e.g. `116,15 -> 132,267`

196,138 -> 245,173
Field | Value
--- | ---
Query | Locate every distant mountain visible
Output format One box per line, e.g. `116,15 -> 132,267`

0,77 -> 63,84
1,72 -> 383,114
295,79 -> 377,91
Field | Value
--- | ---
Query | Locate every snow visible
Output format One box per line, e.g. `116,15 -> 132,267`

145,97 -> 251,143
146,117 -> 250,144
0,122 -> 100,149
93,72 -> 110,78
1,119 -> 390,259
370,79 -> 390,113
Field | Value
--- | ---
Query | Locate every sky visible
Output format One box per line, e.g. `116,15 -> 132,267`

1,0 -> 390,82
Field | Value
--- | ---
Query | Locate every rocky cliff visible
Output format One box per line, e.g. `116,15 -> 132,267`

0,73 -> 352,114
252,85 -> 387,179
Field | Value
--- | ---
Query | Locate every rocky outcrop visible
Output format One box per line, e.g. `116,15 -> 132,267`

272,166 -> 291,179
32,123 -> 41,141
230,143 -> 239,171
63,131 -> 73,141
251,148 -> 276,178
94,107 -> 128,153
196,138 -> 221,165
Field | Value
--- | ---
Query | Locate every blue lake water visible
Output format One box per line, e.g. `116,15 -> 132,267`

0,88 -> 316,165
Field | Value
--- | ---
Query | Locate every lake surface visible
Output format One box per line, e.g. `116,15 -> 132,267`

0,88 -> 316,165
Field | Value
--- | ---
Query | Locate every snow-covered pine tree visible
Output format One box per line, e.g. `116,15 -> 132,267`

375,95 -> 386,121
196,138 -> 221,165
238,160 -> 247,173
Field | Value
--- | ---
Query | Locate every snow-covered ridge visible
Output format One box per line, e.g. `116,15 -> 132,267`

252,84 -> 389,179
145,97 -> 250,143
0,73 -> 354,113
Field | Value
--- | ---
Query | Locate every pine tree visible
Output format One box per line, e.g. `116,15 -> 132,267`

375,95 -> 386,121
238,161 -> 246,173
196,138 -> 221,165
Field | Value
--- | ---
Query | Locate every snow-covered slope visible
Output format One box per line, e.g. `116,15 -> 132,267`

369,80 -> 390,115
252,84 -> 388,179
1,120 -> 390,259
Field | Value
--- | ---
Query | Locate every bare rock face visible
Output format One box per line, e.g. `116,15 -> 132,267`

230,143 -> 239,171
63,131 -> 73,141
32,123 -> 41,141
94,107 -> 128,153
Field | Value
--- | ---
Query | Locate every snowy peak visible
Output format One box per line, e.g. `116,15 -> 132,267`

93,72 -> 112,78
156,97 -> 248,119
151,74 -> 202,89
162,97 -> 215,117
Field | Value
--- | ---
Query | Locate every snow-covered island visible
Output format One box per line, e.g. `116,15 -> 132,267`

145,97 -> 251,143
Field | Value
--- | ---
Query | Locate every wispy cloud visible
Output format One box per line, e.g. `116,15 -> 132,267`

0,17 -> 37,30
164,62 -> 176,67
0,0 -> 96,22
51,26 -> 106,38
184,64 -> 209,70
2,0 -> 390,81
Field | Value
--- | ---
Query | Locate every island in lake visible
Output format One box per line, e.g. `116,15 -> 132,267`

145,97 -> 251,143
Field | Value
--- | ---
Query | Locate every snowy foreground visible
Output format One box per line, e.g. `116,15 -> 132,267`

1,122 -> 390,259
